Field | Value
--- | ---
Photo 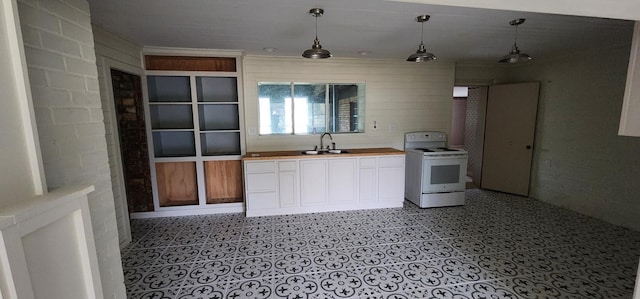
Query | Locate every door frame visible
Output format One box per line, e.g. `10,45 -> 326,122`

452,85 -> 489,187
100,57 -> 144,248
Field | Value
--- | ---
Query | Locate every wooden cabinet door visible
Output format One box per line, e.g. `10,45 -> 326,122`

205,160 -> 243,204
155,162 -> 198,207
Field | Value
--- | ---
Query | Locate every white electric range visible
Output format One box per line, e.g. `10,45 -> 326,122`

404,131 -> 468,208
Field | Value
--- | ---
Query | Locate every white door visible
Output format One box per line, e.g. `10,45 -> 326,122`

481,82 -> 540,196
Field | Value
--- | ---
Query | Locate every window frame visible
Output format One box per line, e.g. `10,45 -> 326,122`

257,81 -> 365,135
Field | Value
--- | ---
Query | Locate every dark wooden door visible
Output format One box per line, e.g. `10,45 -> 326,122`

111,69 -> 153,212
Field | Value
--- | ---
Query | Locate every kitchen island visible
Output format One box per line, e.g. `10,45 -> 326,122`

242,148 -> 405,217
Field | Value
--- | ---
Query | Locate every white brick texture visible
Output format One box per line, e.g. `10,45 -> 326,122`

17,0 -> 126,298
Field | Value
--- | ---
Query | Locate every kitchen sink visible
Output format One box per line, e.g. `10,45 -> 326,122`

301,150 -> 349,155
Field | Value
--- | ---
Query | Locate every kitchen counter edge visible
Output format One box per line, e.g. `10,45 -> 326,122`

242,147 -> 404,160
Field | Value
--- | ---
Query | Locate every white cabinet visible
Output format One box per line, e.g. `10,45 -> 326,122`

359,158 -> 377,202
300,160 -> 328,206
378,156 -> 405,201
244,153 -> 404,217
329,158 -> 357,205
244,161 -> 277,211
278,161 -> 298,207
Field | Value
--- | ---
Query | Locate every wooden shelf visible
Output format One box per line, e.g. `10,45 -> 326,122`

143,53 -> 244,216
205,160 -> 243,203
155,162 -> 198,207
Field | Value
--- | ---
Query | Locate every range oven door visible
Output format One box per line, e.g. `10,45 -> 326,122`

421,155 -> 468,193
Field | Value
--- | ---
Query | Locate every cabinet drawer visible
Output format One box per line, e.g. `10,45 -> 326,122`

245,161 -> 276,173
246,173 -> 276,192
378,156 -> 404,168
279,161 -> 297,172
359,157 -> 377,169
246,192 -> 278,210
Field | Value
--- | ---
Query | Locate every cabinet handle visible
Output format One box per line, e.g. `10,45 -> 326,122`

526,145 -> 532,149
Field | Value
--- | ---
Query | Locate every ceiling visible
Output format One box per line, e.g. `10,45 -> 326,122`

86,0 -> 634,63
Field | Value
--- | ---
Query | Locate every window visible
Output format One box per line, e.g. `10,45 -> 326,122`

258,82 -> 365,135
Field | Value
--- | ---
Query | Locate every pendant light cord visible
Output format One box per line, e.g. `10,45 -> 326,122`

315,14 -> 319,41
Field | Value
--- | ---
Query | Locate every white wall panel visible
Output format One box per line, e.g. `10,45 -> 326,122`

243,56 -> 455,151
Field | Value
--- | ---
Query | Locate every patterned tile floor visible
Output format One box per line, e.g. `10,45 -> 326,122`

122,189 -> 640,298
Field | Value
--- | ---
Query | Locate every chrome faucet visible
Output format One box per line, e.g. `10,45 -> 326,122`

320,132 -> 333,151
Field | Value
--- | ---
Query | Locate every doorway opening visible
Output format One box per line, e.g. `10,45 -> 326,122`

110,69 -> 153,213
451,86 -> 488,189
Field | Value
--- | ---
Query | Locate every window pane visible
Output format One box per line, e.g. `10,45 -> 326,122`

328,84 -> 364,133
294,83 -> 326,134
258,83 -> 292,134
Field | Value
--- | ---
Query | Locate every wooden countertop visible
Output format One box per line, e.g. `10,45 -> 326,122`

242,147 -> 404,160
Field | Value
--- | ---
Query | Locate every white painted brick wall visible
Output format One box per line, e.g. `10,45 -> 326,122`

17,0 -> 126,298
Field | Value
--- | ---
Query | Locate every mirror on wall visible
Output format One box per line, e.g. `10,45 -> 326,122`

258,82 -> 365,135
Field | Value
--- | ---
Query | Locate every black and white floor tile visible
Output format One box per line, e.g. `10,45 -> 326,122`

122,189 -> 640,298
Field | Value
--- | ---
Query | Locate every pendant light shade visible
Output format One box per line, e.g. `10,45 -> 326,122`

407,15 -> 436,62
302,8 -> 331,59
498,18 -> 532,63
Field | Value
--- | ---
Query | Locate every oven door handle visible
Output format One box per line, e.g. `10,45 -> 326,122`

423,155 -> 467,159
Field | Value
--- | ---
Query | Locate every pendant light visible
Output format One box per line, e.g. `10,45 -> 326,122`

302,8 -> 331,59
407,15 -> 436,62
498,18 -> 532,63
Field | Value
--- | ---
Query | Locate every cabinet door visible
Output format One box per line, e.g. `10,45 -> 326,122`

329,159 -> 357,204
378,156 -> 405,201
246,192 -> 278,210
378,167 -> 404,201
278,161 -> 298,207
299,160 -> 328,206
245,173 -> 276,192
155,162 -> 198,207
279,172 -> 298,207
205,160 -> 242,204
359,158 -> 377,202
359,168 -> 377,202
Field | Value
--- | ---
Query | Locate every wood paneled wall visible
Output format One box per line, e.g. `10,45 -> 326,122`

145,55 -> 236,72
